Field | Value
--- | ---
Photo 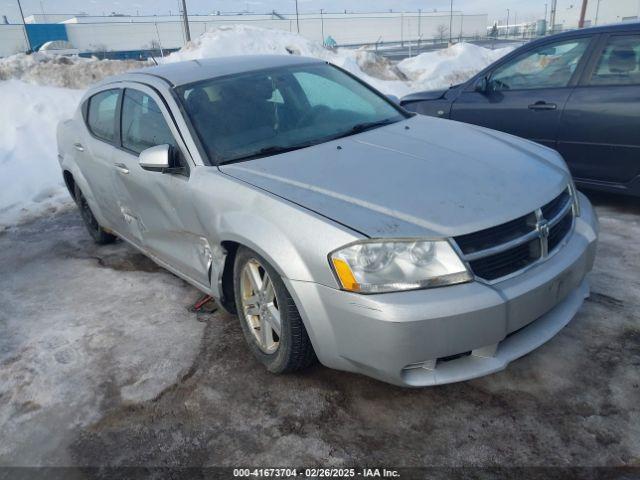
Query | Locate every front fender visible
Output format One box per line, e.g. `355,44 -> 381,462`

189,168 -> 361,289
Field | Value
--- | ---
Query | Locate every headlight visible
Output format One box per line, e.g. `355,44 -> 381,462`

329,239 -> 472,294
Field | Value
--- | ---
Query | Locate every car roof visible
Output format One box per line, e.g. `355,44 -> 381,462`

125,54 -> 325,87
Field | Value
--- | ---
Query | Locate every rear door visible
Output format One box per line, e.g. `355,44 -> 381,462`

79,88 -> 122,227
557,31 -> 640,185
450,36 -> 594,150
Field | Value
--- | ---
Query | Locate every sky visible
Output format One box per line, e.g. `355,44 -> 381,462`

1,0 -> 550,24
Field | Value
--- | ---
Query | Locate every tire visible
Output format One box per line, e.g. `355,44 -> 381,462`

74,184 -> 117,245
233,246 -> 316,373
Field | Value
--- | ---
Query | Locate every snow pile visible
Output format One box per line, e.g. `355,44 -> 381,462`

164,24 -> 413,97
0,52 -> 144,89
165,25 -> 512,95
398,43 -> 514,91
0,80 -> 83,229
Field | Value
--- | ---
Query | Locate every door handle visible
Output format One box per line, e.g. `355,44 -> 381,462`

528,101 -> 557,111
73,143 -> 85,152
114,163 -> 129,175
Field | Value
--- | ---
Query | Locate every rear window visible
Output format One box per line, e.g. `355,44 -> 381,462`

87,89 -> 119,143
590,34 -> 640,86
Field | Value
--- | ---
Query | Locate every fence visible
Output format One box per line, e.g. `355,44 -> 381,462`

0,12 -> 488,58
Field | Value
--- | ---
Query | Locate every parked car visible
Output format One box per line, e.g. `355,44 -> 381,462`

401,22 -> 640,197
57,55 -> 598,387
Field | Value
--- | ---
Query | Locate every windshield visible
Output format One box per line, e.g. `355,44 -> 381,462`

176,63 -> 407,164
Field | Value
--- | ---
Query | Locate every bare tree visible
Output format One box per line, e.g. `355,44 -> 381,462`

436,24 -> 449,43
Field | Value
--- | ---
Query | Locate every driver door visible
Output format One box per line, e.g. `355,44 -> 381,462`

112,85 -> 210,287
450,36 -> 595,150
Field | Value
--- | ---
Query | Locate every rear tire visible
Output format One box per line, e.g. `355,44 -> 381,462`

233,246 -> 316,373
74,184 -> 117,245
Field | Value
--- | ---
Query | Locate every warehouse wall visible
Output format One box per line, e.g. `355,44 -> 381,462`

0,26 -> 28,57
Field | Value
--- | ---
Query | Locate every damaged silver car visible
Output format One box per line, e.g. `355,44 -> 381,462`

57,55 -> 599,386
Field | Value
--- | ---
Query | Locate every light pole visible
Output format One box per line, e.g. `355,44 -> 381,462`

549,0 -> 557,33
578,0 -> 589,28
294,0 -> 300,33
449,0 -> 453,44
16,0 -> 31,52
506,8 -> 510,38
181,0 -> 191,43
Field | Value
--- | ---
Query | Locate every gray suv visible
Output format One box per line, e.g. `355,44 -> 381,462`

57,55 -> 599,386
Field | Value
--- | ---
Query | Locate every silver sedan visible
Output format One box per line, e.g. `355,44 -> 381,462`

57,55 -> 599,386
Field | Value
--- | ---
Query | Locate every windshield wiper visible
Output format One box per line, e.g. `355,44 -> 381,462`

219,142 -> 315,165
334,118 -> 399,140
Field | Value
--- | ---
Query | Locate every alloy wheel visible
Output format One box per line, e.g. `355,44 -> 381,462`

239,258 -> 281,354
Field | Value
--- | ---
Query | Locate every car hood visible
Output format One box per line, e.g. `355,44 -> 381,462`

401,89 -> 448,103
219,115 -> 570,238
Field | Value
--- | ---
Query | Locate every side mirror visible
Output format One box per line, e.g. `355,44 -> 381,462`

475,76 -> 490,93
139,144 -> 171,172
386,94 -> 400,105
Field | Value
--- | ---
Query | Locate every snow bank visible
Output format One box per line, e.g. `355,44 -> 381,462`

0,52 -> 144,89
165,26 -> 512,96
398,43 -> 513,91
0,80 -> 83,229
164,24 -> 413,97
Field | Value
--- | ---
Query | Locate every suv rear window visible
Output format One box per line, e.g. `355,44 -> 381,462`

87,89 -> 119,143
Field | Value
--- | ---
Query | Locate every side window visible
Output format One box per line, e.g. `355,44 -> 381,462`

293,71 -> 376,116
87,89 -> 119,142
121,89 -> 177,155
589,34 -> 640,86
490,38 -> 591,90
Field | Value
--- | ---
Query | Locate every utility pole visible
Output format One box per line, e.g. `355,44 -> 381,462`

320,8 -> 324,44
578,0 -> 588,28
16,0 -> 31,52
181,0 -> 191,43
294,0 -> 300,33
595,0 -> 602,25
506,8 -> 510,37
449,0 -> 453,44
549,0 -> 557,33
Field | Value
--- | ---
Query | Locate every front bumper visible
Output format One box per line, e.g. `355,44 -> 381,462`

286,193 -> 599,387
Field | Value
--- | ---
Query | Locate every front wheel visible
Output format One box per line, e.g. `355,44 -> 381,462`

233,247 -> 316,373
